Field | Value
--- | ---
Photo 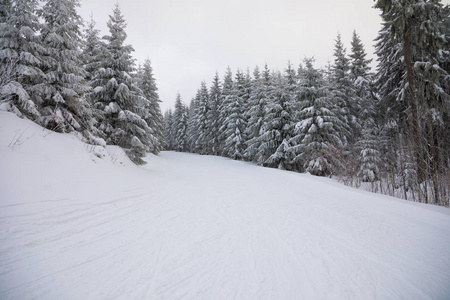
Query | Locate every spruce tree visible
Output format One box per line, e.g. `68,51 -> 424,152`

290,58 -> 346,176
374,0 -> 449,204
245,65 -> 272,163
137,59 -> 164,154
173,93 -> 188,152
222,70 -> 247,160
194,81 -> 210,154
39,0 -> 92,133
218,67 -> 233,156
163,109 -> 174,150
330,33 -> 358,146
0,0 -> 43,120
207,73 -> 222,155
91,4 -> 155,164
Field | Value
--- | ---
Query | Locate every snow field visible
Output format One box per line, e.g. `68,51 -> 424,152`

0,111 -> 449,299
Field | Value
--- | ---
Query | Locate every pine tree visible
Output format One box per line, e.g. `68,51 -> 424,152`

0,0 -> 43,120
39,0 -> 93,134
91,4 -> 155,164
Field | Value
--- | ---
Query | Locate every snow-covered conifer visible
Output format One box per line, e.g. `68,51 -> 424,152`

137,59 -> 164,154
222,70 -> 247,160
194,81 -> 210,154
207,73 -> 222,155
172,93 -> 188,152
0,0 -> 43,120
261,70 -> 294,170
218,67 -> 233,156
290,58 -> 346,176
91,4 -> 155,164
244,65 -> 271,162
39,0 -> 92,133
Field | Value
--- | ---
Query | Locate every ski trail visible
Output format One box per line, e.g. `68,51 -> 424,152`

1,151 -> 449,299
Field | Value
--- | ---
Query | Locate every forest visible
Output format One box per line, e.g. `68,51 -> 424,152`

163,1 -> 450,206
0,0 -> 449,205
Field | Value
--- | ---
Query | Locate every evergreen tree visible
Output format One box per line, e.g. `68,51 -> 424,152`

245,65 -> 271,162
207,73 -> 222,155
137,58 -> 164,154
349,31 -> 372,80
173,93 -> 188,152
163,109 -> 174,150
186,96 -> 199,152
82,14 -> 103,82
290,58 -> 346,176
0,0 -> 43,120
91,4 -> 155,164
263,64 -> 297,170
194,81 -> 210,154
222,70 -> 247,160
330,33 -> 358,146
39,0 -> 92,133
374,0 -> 449,204
218,67 -> 233,156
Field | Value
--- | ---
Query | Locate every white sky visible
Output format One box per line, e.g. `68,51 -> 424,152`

77,0 -> 449,111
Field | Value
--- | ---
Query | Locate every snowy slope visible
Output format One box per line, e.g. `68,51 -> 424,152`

1,111 -> 449,300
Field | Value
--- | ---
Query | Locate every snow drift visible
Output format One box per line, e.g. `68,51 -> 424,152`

0,111 -> 449,299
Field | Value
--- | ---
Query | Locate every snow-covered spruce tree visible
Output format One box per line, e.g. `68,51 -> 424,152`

82,14 -> 104,82
349,31 -> 381,183
374,0 -> 449,204
244,65 -> 271,163
186,95 -> 199,152
330,33 -> 359,146
207,72 -> 222,156
244,66 -> 263,161
356,127 -> 381,182
163,109 -> 174,150
193,81 -> 210,154
137,59 -> 164,154
256,70 -> 293,169
91,4 -> 156,164
263,64 -> 297,170
39,0 -> 94,134
289,58 -> 347,176
218,67 -> 233,156
0,0 -> 43,120
172,93 -> 188,152
222,70 -> 247,160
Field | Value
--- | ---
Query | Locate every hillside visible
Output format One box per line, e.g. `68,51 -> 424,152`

0,111 -> 449,299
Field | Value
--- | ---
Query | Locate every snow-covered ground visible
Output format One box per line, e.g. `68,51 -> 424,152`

1,111 -> 449,300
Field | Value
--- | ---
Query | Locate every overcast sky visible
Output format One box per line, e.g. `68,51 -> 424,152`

77,0 -> 448,111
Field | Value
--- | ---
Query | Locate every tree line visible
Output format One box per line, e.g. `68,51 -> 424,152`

164,0 -> 449,206
0,0 -> 164,164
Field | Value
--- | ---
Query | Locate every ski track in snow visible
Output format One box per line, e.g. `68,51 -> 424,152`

1,113 -> 450,299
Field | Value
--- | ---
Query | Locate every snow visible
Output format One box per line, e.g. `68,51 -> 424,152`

1,111 -> 450,299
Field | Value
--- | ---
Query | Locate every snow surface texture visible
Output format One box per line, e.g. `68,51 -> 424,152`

1,111 -> 449,299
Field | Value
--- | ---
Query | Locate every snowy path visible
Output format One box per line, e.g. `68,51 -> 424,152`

0,114 -> 449,299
